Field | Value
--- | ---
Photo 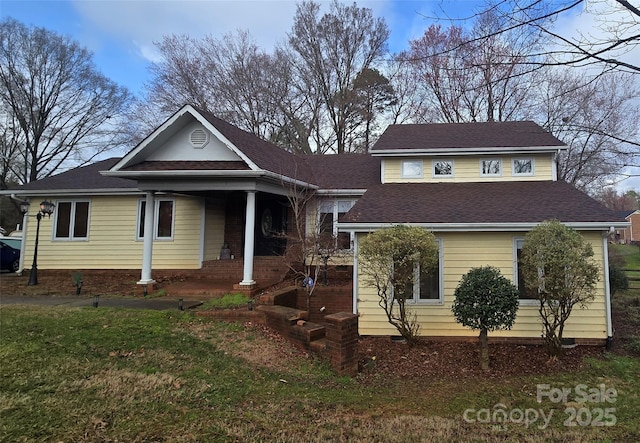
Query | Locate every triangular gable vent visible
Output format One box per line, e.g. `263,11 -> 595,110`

190,128 -> 209,148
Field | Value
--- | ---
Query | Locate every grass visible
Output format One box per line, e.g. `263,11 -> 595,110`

199,292 -> 250,310
1,305 -> 640,442
610,243 -> 640,269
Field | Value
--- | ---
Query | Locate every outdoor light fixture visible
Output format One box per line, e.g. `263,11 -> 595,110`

20,200 -> 56,286
93,294 -> 99,308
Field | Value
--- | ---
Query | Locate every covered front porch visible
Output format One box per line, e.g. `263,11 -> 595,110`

135,187 -> 295,291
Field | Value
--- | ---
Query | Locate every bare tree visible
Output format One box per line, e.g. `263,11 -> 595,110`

288,0 -> 390,153
0,18 -> 131,185
534,69 -> 640,192
279,177 -> 342,313
403,10 -> 541,123
431,0 -> 640,74
595,188 -> 639,210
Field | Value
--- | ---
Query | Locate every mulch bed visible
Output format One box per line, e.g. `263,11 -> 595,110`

357,336 -> 606,380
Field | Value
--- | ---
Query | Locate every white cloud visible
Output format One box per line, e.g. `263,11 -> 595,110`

71,0 -> 299,63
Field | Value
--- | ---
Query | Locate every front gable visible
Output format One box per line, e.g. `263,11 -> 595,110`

109,105 -> 257,173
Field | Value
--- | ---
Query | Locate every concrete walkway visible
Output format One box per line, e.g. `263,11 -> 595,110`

0,295 -> 203,310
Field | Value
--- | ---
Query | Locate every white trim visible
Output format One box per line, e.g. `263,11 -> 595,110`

380,159 -> 386,184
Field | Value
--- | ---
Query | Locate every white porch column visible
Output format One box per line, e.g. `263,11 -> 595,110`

240,190 -> 256,286
138,191 -> 156,285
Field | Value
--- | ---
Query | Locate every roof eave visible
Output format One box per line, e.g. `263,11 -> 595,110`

1,188 -> 141,196
371,146 -> 566,157
316,189 -> 368,196
338,221 -> 629,232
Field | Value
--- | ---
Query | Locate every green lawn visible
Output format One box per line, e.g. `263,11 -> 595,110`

610,243 -> 640,270
1,305 -> 639,442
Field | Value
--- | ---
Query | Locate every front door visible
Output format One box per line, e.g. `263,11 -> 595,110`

255,197 -> 287,256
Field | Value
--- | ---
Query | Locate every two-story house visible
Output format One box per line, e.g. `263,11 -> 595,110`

4,105 -> 627,344
340,122 -> 625,344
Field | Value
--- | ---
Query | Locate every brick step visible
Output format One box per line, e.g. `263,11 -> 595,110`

256,304 -> 309,323
292,320 -> 326,346
310,337 -> 328,354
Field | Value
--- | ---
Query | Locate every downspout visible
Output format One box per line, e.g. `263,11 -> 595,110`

352,232 -> 358,315
10,194 -> 29,275
603,227 -> 614,349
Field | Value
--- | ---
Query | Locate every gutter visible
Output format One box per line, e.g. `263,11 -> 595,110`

371,146 -> 566,157
338,221 -> 630,233
102,169 -> 320,191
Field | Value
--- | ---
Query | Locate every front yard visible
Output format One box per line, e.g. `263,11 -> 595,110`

1,300 -> 639,442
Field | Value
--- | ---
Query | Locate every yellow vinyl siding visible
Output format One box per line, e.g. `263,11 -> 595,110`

383,154 -> 554,183
24,195 -> 203,270
357,231 -> 607,339
203,199 -> 226,260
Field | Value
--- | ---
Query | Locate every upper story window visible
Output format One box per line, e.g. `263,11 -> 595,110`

432,160 -> 454,178
318,199 -> 355,250
137,199 -> 175,240
481,159 -> 502,176
401,160 -> 423,178
512,158 -> 534,176
54,200 -> 90,240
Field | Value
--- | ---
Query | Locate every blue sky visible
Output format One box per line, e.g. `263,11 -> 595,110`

0,0 -> 485,97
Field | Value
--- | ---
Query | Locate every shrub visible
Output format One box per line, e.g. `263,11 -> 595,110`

452,266 -> 519,371
609,264 -> 629,296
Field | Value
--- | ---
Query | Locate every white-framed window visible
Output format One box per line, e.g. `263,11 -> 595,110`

512,158 -> 534,176
54,200 -> 90,241
480,158 -> 502,176
514,238 -> 538,303
401,160 -> 423,178
432,160 -> 454,178
394,238 -> 443,304
317,199 -> 355,250
137,198 -> 175,240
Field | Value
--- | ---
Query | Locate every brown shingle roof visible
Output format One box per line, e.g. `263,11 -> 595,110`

196,108 -> 315,180
342,181 -> 624,225
372,121 -> 565,152
14,158 -> 137,192
301,154 -> 381,189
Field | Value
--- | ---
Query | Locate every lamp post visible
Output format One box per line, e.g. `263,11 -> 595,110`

20,200 -> 55,286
